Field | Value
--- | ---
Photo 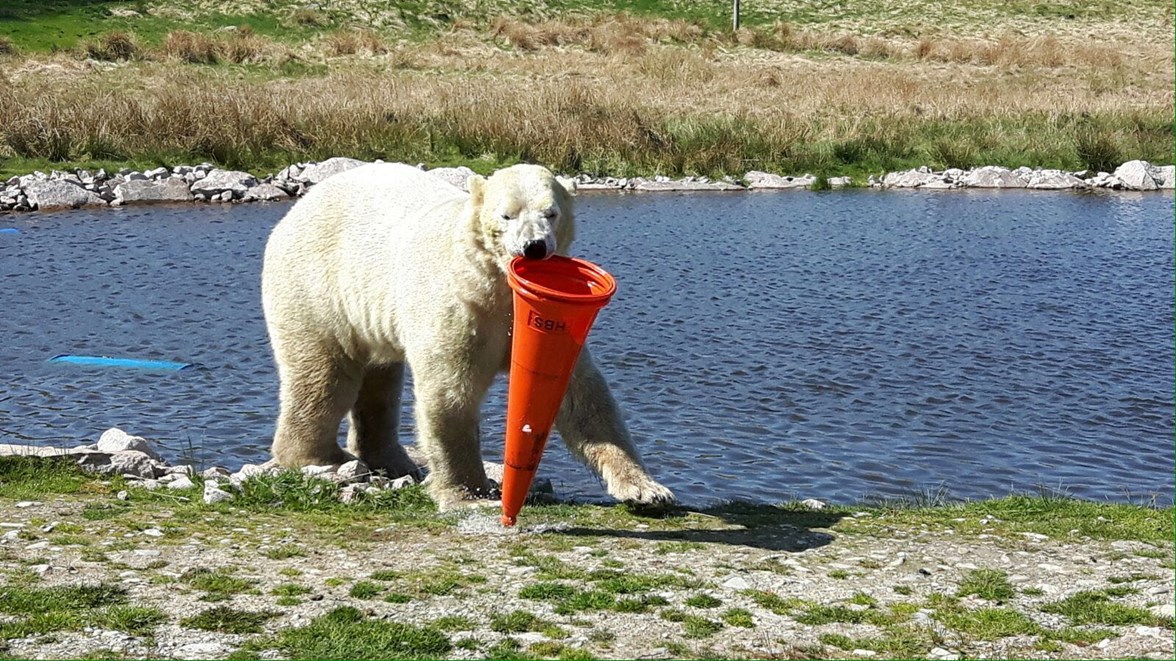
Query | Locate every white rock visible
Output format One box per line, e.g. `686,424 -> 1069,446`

242,182 -> 289,201
1113,160 -> 1160,191
301,464 -> 336,478
203,482 -> 234,504
1026,169 -> 1088,190
744,171 -> 814,189
633,178 -> 743,192
390,475 -> 417,489
722,575 -> 751,591
852,650 -> 876,657
1155,165 -> 1175,189
202,467 -> 231,480
427,165 -> 477,191
114,178 -> 193,204
96,428 -> 163,460
24,179 -> 106,210
335,459 -> 370,483
800,498 -> 826,510
959,166 -> 1027,188
111,451 -> 160,480
298,157 -> 368,185
882,169 -> 937,188
141,528 -> 164,538
166,475 -> 196,491
190,169 -> 258,195
828,176 -> 853,187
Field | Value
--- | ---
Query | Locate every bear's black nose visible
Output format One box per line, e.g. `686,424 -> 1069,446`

523,239 -> 549,260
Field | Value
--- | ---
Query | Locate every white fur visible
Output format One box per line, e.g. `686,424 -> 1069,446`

261,162 -> 675,509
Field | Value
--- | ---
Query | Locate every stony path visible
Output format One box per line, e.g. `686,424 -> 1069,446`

1,489 -> 1173,660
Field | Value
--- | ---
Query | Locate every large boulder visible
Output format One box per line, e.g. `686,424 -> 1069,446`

298,157 -> 368,185
1157,165 -> 1175,190
96,427 -> 162,461
190,169 -> 258,197
242,182 -> 290,202
24,180 -> 106,210
427,166 -> 477,191
114,177 -> 193,204
744,171 -> 815,189
1026,170 -> 1088,190
959,166 -> 1027,188
633,178 -> 743,192
1113,160 -> 1160,191
882,168 -> 938,188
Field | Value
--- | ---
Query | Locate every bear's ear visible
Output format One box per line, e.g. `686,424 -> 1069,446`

556,176 -> 578,197
467,174 -> 486,206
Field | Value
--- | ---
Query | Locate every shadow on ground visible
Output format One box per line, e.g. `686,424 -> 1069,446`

558,502 -> 847,553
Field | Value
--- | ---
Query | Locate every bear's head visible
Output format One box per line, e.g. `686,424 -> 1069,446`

467,164 -> 577,270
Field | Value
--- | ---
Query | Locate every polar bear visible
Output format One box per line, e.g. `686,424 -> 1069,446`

261,162 -> 675,510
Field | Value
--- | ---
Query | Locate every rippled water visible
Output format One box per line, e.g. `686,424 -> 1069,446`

1,190 -> 1172,506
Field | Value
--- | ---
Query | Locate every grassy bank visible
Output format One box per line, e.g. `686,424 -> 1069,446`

0,456 -> 1173,659
0,2 -> 1173,179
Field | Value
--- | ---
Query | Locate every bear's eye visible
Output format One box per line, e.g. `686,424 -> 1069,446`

543,209 -> 558,220
500,212 -> 512,221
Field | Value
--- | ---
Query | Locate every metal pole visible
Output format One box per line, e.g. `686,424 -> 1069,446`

733,0 -> 741,31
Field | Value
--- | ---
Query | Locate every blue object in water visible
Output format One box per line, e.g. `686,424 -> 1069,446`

48,355 -> 198,371
0,228 -> 19,234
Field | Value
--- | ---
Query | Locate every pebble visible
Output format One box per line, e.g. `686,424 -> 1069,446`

722,576 -> 751,591
167,475 -> 195,490
800,498 -> 826,510
15,501 -> 40,508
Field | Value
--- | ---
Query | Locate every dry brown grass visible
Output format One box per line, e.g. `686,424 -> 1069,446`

325,30 -> 388,57
161,28 -> 281,65
1,37 -> 1170,175
0,7 -> 1170,175
83,31 -> 139,62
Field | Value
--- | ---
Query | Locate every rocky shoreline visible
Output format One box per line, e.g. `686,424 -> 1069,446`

0,427 -> 550,509
1,158 -> 1172,214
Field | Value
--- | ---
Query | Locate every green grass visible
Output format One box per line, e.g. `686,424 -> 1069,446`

682,615 -> 723,639
720,608 -> 755,628
490,610 -> 555,634
0,456 -> 95,499
685,593 -> 722,608
1040,589 -> 1170,627
271,583 -> 311,597
349,580 -> 384,599
818,628 -> 930,657
931,597 -> 1041,640
275,606 -> 451,660
0,583 -> 164,639
743,590 -> 806,616
263,544 -> 306,560
431,615 -> 478,632
181,606 -> 279,634
957,569 -> 1016,601
519,582 -> 578,601
182,567 -> 258,602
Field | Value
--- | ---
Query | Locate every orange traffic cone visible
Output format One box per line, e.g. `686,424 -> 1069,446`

501,256 -> 617,526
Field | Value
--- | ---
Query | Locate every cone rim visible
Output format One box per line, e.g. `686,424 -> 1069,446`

508,256 -> 617,305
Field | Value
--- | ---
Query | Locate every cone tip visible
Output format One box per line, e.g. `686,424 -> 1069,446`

501,514 -> 518,527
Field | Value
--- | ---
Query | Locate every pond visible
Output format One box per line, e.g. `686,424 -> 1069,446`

1,189 -> 1172,506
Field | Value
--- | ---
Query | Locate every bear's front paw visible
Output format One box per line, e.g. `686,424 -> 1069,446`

607,475 -> 676,509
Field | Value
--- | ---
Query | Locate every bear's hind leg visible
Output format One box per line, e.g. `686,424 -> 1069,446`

272,345 -> 361,468
346,363 -> 422,479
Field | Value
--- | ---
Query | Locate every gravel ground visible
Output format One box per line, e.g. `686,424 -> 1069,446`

1,490 -> 1172,660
